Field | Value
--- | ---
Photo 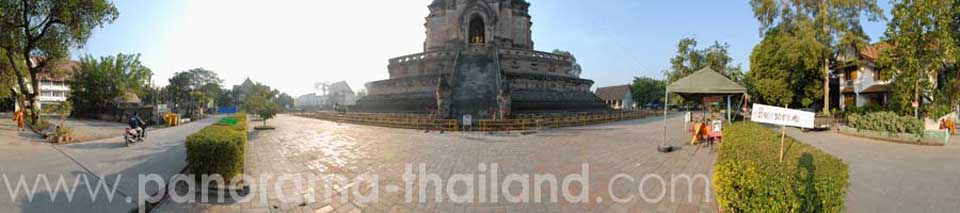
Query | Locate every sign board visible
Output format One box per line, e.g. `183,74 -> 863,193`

462,114 -> 473,127
711,120 -> 723,133
703,96 -> 724,104
750,104 -> 815,129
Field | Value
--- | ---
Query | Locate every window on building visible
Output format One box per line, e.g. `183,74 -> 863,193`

846,69 -> 859,81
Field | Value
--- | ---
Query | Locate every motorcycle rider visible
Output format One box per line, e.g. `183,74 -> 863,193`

128,112 -> 147,139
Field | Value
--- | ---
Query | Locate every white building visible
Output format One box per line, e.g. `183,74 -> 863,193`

327,81 -> 356,106
39,80 -> 70,104
29,59 -> 77,110
595,85 -> 634,110
296,93 -> 326,107
834,44 -> 892,110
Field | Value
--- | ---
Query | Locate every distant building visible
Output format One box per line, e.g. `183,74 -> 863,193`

326,81 -> 356,106
33,58 -> 78,110
296,93 -> 325,107
833,43 -> 893,109
297,81 -> 356,109
232,78 -> 257,106
595,85 -> 633,110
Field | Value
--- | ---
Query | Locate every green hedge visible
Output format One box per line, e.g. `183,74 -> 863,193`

714,122 -> 849,212
846,111 -> 923,135
186,113 -> 248,180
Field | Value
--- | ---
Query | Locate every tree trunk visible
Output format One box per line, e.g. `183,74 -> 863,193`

823,59 -> 831,114
4,50 -> 43,133
27,72 -> 42,130
915,78 -> 920,118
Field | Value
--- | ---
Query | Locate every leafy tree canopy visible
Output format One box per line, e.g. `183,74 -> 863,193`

877,0 -> 959,117
273,92 -> 295,109
664,37 -> 743,83
746,26 -> 825,107
630,77 -> 665,107
165,68 -> 222,116
69,53 -> 152,113
750,0 -> 884,113
0,0 -> 119,127
242,81 -> 280,126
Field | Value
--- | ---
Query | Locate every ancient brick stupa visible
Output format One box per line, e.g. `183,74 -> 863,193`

356,0 -> 608,121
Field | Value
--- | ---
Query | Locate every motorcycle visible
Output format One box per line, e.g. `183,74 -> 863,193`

124,128 -> 145,146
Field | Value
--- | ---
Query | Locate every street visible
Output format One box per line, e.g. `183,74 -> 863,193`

0,115 -> 220,212
785,127 -> 960,212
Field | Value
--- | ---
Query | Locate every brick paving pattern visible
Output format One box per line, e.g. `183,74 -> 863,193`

156,114 -> 718,212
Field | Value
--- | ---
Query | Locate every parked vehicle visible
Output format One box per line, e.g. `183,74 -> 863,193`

799,108 -> 833,132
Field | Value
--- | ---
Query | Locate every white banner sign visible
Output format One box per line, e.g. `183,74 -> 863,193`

751,104 -> 815,128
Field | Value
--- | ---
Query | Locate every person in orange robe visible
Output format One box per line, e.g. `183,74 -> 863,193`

13,108 -> 25,132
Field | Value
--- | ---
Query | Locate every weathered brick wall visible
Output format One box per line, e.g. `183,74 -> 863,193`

424,0 -> 533,51
364,74 -> 446,96
499,49 -> 575,78
505,73 -> 593,93
387,51 -> 458,79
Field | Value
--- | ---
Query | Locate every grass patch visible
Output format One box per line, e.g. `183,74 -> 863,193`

714,122 -> 849,212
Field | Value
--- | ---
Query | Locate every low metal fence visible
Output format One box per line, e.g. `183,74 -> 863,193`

295,110 -> 655,132
295,112 -> 457,132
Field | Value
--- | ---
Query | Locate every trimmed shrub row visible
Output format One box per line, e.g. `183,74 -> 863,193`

846,111 -> 923,135
714,122 -> 849,212
186,113 -> 248,180
839,126 -> 950,145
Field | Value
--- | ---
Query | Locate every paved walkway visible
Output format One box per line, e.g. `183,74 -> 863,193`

0,113 -> 132,142
0,115 -> 220,212
784,128 -> 960,212
156,114 -> 718,212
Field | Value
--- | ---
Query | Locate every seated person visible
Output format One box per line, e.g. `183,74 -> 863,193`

128,112 -> 147,138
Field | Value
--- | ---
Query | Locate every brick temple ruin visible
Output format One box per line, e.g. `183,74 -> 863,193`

356,0 -> 608,120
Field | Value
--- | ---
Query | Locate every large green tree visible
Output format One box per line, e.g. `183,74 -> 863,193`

750,0 -> 884,113
663,37 -> 743,105
0,49 -> 25,99
215,88 -> 239,108
0,0 -> 118,130
747,26 -> 826,107
273,92 -> 295,110
664,37 -> 743,83
877,0 -> 959,118
630,76 -> 666,108
69,53 -> 152,114
166,68 -> 222,116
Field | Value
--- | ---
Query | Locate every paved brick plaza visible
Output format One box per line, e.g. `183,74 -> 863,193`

157,114 -> 718,212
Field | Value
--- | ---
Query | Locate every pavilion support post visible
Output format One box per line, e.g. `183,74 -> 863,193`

662,88 -> 669,148
726,95 -> 731,124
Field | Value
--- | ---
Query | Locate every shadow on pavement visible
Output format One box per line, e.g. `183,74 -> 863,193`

62,140 -> 128,150
793,153 -> 822,212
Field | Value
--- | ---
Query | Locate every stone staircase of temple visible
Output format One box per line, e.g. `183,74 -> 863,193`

449,48 -> 499,122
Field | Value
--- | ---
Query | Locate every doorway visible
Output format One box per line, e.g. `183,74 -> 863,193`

468,16 -> 485,45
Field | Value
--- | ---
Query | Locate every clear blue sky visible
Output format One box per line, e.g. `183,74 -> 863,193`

78,0 -> 892,96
